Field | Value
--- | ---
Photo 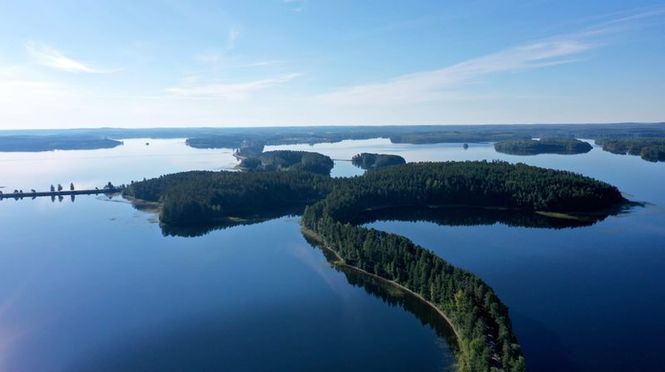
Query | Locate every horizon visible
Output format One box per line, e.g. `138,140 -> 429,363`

1,1 -> 664,129
1,121 -> 665,133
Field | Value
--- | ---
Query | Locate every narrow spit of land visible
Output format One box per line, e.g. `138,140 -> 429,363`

302,226 -> 463,342
0,187 -> 124,200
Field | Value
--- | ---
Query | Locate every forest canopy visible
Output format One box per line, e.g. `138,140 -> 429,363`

124,160 -> 627,371
494,138 -> 592,155
239,150 -> 334,175
0,135 -> 122,152
595,137 -> 665,162
351,153 -> 406,169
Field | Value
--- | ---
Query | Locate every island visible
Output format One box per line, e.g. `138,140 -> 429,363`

494,138 -> 592,155
239,150 -> 334,175
351,153 -> 406,170
2,123 -> 665,153
0,135 -> 122,152
123,159 -> 627,371
595,137 -> 665,162
390,131 -> 529,144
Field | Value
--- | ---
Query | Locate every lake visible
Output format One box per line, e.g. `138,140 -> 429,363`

1,138 -> 664,371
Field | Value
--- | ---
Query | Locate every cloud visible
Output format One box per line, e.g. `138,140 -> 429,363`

25,42 -> 118,74
166,73 -> 301,100
318,6 -> 665,107
319,38 -> 592,106
242,60 -> 286,67
226,28 -> 240,50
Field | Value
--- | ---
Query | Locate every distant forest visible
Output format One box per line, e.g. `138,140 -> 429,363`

0,135 -> 122,152
2,124 -> 665,162
595,138 -> 665,162
494,138 -> 592,155
239,150 -> 334,175
351,153 -> 406,169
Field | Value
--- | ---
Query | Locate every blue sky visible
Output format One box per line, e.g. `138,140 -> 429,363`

0,0 -> 663,129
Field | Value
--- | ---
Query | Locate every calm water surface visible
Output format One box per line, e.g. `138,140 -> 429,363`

275,138 -> 665,370
1,137 -> 664,371
0,138 -> 455,372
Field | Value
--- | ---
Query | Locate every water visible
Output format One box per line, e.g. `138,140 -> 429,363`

275,138 -> 665,370
1,137 -> 664,371
0,139 -> 455,372
0,138 -> 239,191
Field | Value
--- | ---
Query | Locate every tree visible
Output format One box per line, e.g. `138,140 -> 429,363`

57,184 -> 63,192
50,185 -> 55,192
70,183 -> 75,191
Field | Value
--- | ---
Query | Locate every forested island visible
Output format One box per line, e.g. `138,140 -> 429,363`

351,153 -> 406,169
390,131 -> 529,144
239,150 -> 334,175
0,135 -> 122,152
595,138 -> 665,162
124,159 -> 627,371
124,170 -> 333,226
2,123 -> 665,155
494,138 -> 592,155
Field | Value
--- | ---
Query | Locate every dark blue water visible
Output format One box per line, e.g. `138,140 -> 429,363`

360,140 -> 665,371
0,196 -> 454,371
1,138 -> 664,371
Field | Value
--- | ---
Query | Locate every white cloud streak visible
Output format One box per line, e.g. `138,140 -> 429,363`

318,6 -> 665,107
166,73 -> 301,100
25,42 -> 118,74
319,39 -> 592,106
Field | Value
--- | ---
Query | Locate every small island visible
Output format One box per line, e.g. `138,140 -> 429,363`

595,137 -> 665,162
239,150 -> 334,175
0,135 -> 122,152
351,153 -> 406,170
124,159 -> 628,372
494,138 -> 592,155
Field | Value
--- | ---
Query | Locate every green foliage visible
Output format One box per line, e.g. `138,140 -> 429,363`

124,170 -> 334,225
494,138 -> 592,155
302,161 -> 624,371
351,153 -> 406,169
0,135 -> 122,152
239,150 -> 334,175
596,137 -> 665,162
125,160 -> 627,371
390,131 -> 529,144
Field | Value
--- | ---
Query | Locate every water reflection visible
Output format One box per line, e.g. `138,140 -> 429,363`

355,205 -> 630,229
341,267 -> 458,350
303,233 -> 457,370
153,206 -> 307,237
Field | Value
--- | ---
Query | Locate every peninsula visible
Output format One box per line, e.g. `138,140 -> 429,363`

124,160 -> 626,371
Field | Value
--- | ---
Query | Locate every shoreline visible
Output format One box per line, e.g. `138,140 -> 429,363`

301,226 -> 464,363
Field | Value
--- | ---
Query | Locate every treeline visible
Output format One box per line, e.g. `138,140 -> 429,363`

123,170 -> 334,225
318,161 -> 624,218
390,131 -> 529,144
301,161 -> 625,371
494,138 -> 592,155
239,150 -> 334,175
351,153 -> 406,169
595,138 -> 665,162
0,135 -> 122,152
124,160 -> 628,370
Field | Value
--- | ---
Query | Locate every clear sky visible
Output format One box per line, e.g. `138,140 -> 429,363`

0,0 -> 664,129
